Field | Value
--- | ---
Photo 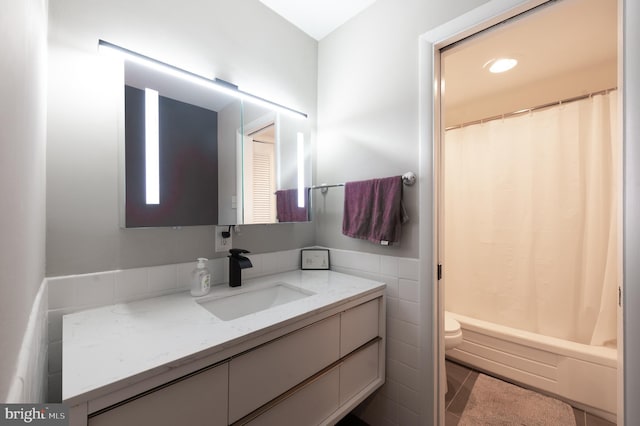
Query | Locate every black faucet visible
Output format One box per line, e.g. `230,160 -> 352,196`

228,248 -> 253,287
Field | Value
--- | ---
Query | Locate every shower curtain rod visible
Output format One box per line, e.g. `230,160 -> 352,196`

445,87 -> 617,131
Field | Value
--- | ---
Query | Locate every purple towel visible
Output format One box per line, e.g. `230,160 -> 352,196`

276,188 -> 309,222
342,176 -> 408,245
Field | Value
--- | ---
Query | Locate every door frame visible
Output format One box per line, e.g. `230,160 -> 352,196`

417,0 -> 637,424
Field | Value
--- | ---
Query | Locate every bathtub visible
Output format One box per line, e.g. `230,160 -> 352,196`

446,312 -> 617,422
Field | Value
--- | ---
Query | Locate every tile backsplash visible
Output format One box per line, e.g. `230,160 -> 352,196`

47,247 -> 421,426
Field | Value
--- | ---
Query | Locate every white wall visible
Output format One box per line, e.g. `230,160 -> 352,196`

316,1 -> 489,424
46,0 -> 317,277
316,0 -> 488,259
0,0 -> 48,401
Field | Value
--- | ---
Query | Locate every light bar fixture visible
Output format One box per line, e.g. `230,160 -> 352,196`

297,132 -> 305,208
145,88 -> 160,205
98,39 -> 307,119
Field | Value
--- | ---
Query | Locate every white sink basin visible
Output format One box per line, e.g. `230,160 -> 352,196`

197,282 -> 314,321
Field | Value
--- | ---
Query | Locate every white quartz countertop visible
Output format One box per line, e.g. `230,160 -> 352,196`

62,270 -> 385,405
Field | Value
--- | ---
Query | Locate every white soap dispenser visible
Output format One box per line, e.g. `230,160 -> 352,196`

191,258 -> 211,297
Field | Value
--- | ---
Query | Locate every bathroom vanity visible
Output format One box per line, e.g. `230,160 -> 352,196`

62,270 -> 386,426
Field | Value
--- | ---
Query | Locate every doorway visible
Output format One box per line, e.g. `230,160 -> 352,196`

417,0 -> 630,424
243,123 -> 277,224
441,0 -> 618,419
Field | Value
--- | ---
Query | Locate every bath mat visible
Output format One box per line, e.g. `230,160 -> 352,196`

459,374 -> 576,425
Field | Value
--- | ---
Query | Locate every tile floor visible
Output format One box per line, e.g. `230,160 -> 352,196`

445,359 -> 616,426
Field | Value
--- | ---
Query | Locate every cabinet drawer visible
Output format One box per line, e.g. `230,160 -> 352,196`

229,315 -> 340,423
88,363 -> 228,426
246,367 -> 340,426
340,341 -> 380,405
340,298 -> 380,357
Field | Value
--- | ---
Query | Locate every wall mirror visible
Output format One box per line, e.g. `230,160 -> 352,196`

123,60 -> 241,227
240,103 -> 311,224
107,41 -> 310,227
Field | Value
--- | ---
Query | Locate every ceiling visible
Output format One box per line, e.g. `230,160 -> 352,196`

257,0 -> 616,124
443,0 -> 617,127
259,0 -> 376,40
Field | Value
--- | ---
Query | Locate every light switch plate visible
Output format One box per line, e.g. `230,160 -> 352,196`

215,226 -> 232,252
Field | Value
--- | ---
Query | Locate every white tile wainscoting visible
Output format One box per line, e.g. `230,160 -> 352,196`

7,279 -> 49,403
329,249 -> 422,426
46,248 -> 421,426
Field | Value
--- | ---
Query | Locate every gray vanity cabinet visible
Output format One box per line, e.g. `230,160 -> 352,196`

74,294 -> 385,426
245,367 -> 341,425
235,298 -> 383,425
228,315 -> 341,423
88,362 -> 228,426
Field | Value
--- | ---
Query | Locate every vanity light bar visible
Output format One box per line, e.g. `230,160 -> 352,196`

97,39 -> 308,119
145,88 -> 160,205
297,132 -> 305,208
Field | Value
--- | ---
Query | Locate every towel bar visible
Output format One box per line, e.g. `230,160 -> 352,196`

311,172 -> 416,194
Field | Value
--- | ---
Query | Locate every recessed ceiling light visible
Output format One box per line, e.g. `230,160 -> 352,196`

485,58 -> 518,73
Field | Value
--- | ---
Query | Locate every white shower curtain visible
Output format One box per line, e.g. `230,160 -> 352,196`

444,91 -> 618,346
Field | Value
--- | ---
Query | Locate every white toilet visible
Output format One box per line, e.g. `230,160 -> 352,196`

444,311 -> 463,350
444,312 -> 463,393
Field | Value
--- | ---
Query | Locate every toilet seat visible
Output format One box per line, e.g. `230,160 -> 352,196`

444,312 -> 463,349
443,312 -> 463,393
